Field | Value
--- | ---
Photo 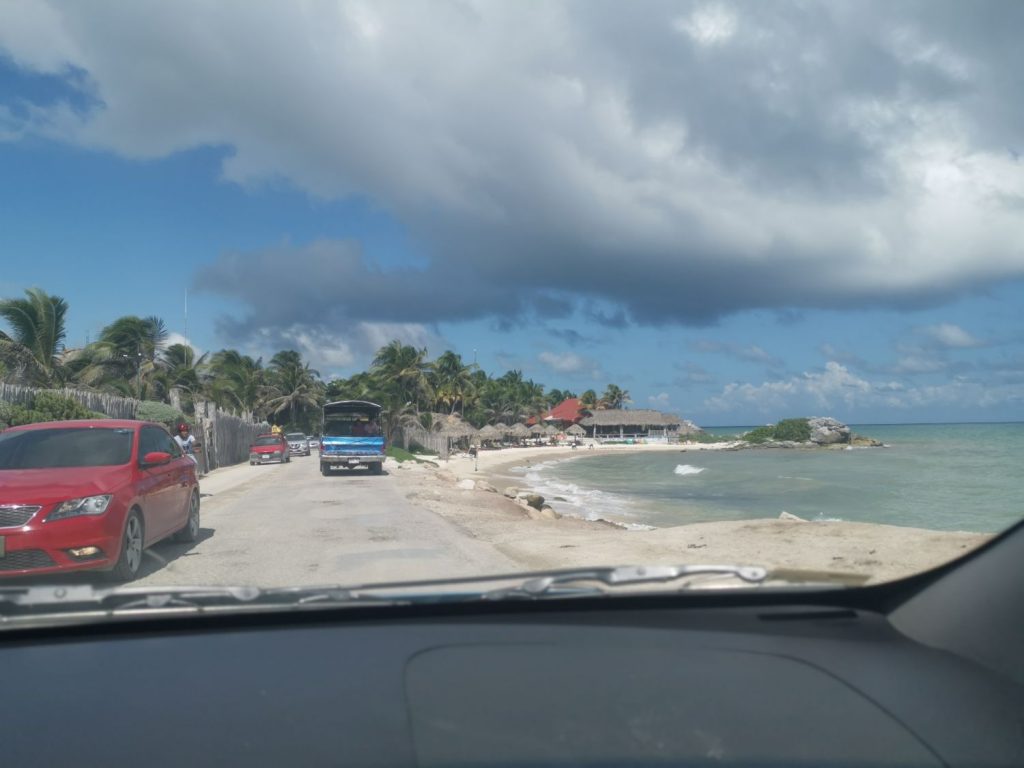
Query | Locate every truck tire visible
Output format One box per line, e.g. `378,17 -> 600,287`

370,462 -> 383,475
320,463 -> 330,476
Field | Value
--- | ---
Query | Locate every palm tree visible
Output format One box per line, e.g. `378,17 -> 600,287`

76,315 -> 170,398
601,384 -> 631,410
206,350 -> 266,416
372,340 -> 434,413
580,389 -> 598,410
0,288 -> 69,386
161,343 -> 207,390
431,351 -> 476,414
264,350 -> 323,429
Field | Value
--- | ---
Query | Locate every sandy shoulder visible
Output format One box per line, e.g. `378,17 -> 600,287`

387,445 -> 991,585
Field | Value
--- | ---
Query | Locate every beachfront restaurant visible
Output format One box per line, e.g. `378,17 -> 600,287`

580,409 -> 683,443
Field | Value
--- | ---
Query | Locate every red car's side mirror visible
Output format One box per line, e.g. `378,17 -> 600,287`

142,451 -> 172,466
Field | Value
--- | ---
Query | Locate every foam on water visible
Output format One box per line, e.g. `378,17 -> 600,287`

674,464 -> 706,476
518,464 -> 655,530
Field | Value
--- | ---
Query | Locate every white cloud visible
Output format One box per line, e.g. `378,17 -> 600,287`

539,350 -> 592,374
703,360 -> 1023,415
2,2 -> 1024,330
163,331 -> 203,357
648,392 -> 671,406
923,323 -> 983,348
673,5 -> 738,46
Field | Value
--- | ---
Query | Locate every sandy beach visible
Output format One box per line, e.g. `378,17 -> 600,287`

388,441 -> 992,585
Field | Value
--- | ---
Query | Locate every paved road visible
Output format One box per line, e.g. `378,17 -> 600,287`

131,454 -> 518,588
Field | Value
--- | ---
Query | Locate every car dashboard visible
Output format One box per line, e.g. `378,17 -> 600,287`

2,595 -> 1022,767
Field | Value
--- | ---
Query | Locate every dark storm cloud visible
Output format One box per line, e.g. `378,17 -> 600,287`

5,1 -> 1024,337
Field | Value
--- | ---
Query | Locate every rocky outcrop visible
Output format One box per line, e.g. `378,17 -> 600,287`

517,491 -> 545,510
503,486 -> 519,499
678,419 -> 704,436
808,417 -> 851,445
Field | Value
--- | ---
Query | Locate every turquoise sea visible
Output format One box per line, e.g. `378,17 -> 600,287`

516,424 -> 1024,534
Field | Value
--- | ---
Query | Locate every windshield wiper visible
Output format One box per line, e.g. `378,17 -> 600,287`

0,564 -> 770,626
480,564 -> 769,600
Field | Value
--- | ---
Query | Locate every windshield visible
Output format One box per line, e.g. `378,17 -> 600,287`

0,2 -> 1021,611
0,428 -> 133,469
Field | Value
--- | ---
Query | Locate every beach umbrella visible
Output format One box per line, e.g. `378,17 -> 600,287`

529,423 -> 545,435
566,423 -> 586,436
543,424 -> 559,436
478,424 -> 501,441
510,423 -> 531,438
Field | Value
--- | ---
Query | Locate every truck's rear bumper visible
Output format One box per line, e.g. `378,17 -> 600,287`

321,455 -> 383,465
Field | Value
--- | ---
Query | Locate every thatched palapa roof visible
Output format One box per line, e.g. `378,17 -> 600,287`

566,423 -> 586,436
510,422 -> 531,438
426,412 -> 477,436
477,424 -> 502,440
579,409 -> 682,427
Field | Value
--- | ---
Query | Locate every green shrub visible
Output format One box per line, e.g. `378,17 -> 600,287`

741,418 -> 812,443
742,425 -> 776,443
773,418 -> 811,442
0,392 -> 97,428
136,400 -> 188,429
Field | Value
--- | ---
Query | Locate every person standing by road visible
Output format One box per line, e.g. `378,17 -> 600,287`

174,423 -> 203,475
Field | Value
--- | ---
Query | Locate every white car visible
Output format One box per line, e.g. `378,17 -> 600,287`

285,432 -> 310,457
307,435 -> 319,450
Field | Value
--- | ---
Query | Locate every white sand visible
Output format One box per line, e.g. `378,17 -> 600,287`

389,442 -> 991,585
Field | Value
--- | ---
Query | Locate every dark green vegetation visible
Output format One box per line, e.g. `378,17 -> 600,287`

2,288 -> 633,436
0,391 -> 101,428
742,418 -> 812,444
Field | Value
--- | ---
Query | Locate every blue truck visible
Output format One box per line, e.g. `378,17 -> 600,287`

319,400 -> 386,476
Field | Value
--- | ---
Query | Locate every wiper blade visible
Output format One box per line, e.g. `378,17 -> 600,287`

0,584 -> 399,618
0,564 -> 770,625
481,564 -> 769,600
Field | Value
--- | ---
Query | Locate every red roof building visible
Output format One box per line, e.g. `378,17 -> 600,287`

543,398 -> 588,425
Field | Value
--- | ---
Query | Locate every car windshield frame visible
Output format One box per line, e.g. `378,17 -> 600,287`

253,436 -> 283,447
0,426 -> 135,469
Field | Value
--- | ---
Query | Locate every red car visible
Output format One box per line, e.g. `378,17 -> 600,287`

0,419 -> 200,581
249,433 -> 291,464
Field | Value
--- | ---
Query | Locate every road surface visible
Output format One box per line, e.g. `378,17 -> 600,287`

131,455 -> 518,588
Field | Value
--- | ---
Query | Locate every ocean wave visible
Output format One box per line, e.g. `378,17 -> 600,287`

674,464 -> 706,476
518,465 -> 650,528
812,512 -> 844,522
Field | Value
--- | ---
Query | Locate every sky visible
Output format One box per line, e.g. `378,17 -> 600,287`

1,0 -> 1023,426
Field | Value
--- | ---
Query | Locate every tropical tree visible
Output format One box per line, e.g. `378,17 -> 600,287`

371,340 -> 434,413
546,388 -> 577,407
263,350 -> 323,430
601,384 -> 631,410
206,350 -> 266,416
0,288 -> 69,386
430,351 -> 476,415
74,315 -> 170,398
579,389 -> 598,410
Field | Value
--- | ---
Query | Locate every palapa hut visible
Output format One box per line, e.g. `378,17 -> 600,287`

565,423 -> 586,437
579,409 -> 685,442
477,424 -> 502,445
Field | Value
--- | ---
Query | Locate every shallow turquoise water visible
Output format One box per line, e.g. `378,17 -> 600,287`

522,423 -> 1024,533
